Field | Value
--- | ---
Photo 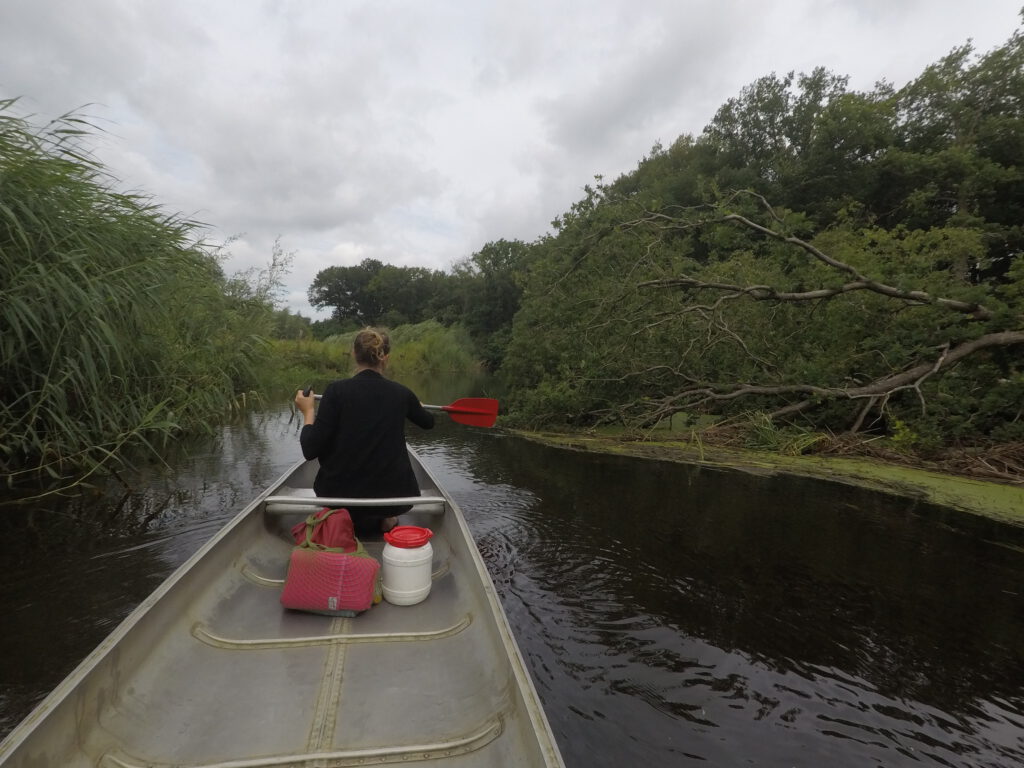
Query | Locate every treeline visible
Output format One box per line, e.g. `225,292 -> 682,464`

304,24 -> 1024,455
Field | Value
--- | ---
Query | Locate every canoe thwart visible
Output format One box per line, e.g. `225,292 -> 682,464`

264,494 -> 446,514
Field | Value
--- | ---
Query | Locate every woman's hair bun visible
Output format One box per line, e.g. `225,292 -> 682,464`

353,327 -> 391,366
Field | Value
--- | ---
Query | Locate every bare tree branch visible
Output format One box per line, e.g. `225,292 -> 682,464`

769,331 -> 1023,418
609,330 -> 1024,427
641,274 -> 895,303
851,395 -> 880,433
626,199 -> 993,320
599,193 -> 1023,431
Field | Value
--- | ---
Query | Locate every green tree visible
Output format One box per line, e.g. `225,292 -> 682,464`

501,23 -> 1024,453
308,259 -> 457,328
454,239 -> 532,367
307,258 -> 386,324
271,308 -> 313,340
368,265 -> 447,327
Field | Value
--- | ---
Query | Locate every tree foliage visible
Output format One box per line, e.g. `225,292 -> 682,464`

450,239 -> 531,367
308,258 -> 388,325
307,258 -> 457,330
501,24 -> 1024,451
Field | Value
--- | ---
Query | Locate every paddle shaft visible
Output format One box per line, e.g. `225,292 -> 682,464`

303,392 -> 498,427
313,396 -> 469,413
312,394 -> 441,408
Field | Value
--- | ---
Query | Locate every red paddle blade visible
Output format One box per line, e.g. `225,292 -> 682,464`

439,397 -> 499,427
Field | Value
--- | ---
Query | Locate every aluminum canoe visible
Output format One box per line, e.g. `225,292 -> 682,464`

0,449 -> 565,767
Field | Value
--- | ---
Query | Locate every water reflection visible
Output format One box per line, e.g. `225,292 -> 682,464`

1,405 -> 1022,767
0,406 -> 304,736
415,431 -> 1024,767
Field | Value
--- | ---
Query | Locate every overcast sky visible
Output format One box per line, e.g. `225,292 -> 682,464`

2,1 -> 1021,319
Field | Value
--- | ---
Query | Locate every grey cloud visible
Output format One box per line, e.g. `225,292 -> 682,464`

536,4 -> 759,157
2,0 -> 1021,321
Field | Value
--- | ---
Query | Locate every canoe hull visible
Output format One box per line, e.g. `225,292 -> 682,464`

0,452 -> 564,767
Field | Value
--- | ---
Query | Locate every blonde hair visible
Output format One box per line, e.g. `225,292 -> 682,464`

353,327 -> 391,367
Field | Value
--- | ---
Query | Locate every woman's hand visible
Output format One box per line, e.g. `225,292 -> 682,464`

294,389 -> 316,424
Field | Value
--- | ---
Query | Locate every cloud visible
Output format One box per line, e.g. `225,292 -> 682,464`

1,0 -> 1020,318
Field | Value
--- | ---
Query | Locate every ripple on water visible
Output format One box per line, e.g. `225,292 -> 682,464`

414,437 -> 1024,768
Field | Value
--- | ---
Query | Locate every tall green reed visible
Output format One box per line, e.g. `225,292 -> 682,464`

267,321 -> 479,395
0,101 -> 274,492
387,320 -> 478,374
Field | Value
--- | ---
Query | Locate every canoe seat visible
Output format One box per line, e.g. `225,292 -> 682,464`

264,486 -> 316,514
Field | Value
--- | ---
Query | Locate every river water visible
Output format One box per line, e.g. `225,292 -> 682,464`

1,400 -> 1023,766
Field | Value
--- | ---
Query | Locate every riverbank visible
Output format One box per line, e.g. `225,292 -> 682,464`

511,429 -> 1024,528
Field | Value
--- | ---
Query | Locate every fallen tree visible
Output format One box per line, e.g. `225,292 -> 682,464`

622,193 -> 1023,433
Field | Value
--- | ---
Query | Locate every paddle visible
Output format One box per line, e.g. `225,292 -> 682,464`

305,392 -> 499,428
423,397 -> 499,428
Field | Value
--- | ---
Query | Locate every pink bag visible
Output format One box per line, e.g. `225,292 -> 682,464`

280,508 -> 381,616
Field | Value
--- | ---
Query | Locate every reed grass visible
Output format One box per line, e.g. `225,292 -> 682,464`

387,320 -> 478,374
261,338 -> 353,397
0,101 -> 276,490
263,321 -> 480,397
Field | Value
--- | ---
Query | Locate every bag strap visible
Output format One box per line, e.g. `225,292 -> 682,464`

302,538 -> 369,556
300,508 -> 363,554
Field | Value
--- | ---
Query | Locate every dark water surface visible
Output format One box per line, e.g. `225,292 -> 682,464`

2,404 -> 1023,766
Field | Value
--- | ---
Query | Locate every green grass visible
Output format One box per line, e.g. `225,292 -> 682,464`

262,321 -> 482,399
387,321 -> 479,374
260,339 -> 353,399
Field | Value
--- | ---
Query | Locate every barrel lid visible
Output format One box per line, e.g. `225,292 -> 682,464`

384,525 -> 433,548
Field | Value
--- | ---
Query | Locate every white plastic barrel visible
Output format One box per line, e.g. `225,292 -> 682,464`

382,526 -> 434,606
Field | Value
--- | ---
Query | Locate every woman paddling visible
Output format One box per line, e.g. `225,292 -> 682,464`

293,327 -> 435,536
